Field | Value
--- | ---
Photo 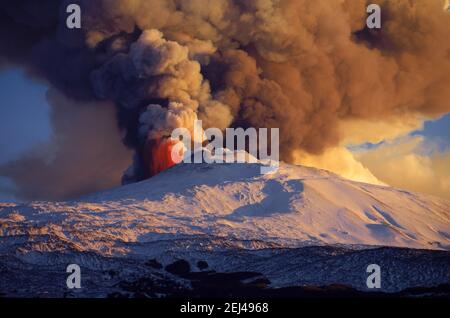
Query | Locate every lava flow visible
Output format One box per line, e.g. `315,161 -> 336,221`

143,137 -> 182,177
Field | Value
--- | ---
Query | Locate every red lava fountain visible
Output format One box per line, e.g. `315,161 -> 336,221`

143,137 -> 181,177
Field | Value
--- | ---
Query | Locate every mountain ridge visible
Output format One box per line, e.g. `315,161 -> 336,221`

1,161 -> 449,254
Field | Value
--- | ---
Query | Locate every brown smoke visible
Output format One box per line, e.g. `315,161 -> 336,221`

0,0 -> 449,198
83,0 -> 450,161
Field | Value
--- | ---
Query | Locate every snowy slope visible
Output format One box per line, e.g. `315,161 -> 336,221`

1,160 -> 450,297
1,161 -> 449,256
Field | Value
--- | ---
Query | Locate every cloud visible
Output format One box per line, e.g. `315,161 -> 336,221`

355,136 -> 450,200
339,116 -> 425,146
293,147 -> 384,186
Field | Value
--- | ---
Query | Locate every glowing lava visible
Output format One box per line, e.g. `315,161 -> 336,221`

143,137 -> 182,177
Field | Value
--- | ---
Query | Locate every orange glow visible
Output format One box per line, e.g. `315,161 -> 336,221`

143,137 -> 180,177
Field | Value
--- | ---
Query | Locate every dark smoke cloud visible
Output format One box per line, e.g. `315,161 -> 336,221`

1,0 -> 449,197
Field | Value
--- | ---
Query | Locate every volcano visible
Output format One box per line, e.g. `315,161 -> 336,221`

143,137 -> 180,177
1,158 -> 449,297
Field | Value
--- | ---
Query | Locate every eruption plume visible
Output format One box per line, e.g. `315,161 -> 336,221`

0,0 -> 449,199
143,137 -> 180,178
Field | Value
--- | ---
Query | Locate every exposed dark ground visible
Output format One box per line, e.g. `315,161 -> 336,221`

1,245 -> 449,298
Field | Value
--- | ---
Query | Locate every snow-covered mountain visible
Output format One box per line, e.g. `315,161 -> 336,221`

3,161 -> 449,252
1,161 -> 449,297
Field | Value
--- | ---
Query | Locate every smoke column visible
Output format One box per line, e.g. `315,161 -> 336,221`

0,0 -> 449,197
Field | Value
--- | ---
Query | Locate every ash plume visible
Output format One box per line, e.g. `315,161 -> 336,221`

0,89 -> 131,201
1,0 -> 449,197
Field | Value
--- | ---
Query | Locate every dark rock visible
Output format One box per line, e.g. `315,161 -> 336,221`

197,260 -> 209,270
165,259 -> 191,276
145,259 -> 163,269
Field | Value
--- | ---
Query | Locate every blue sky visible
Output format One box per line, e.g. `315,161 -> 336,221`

348,113 -> 450,153
414,113 -> 450,152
